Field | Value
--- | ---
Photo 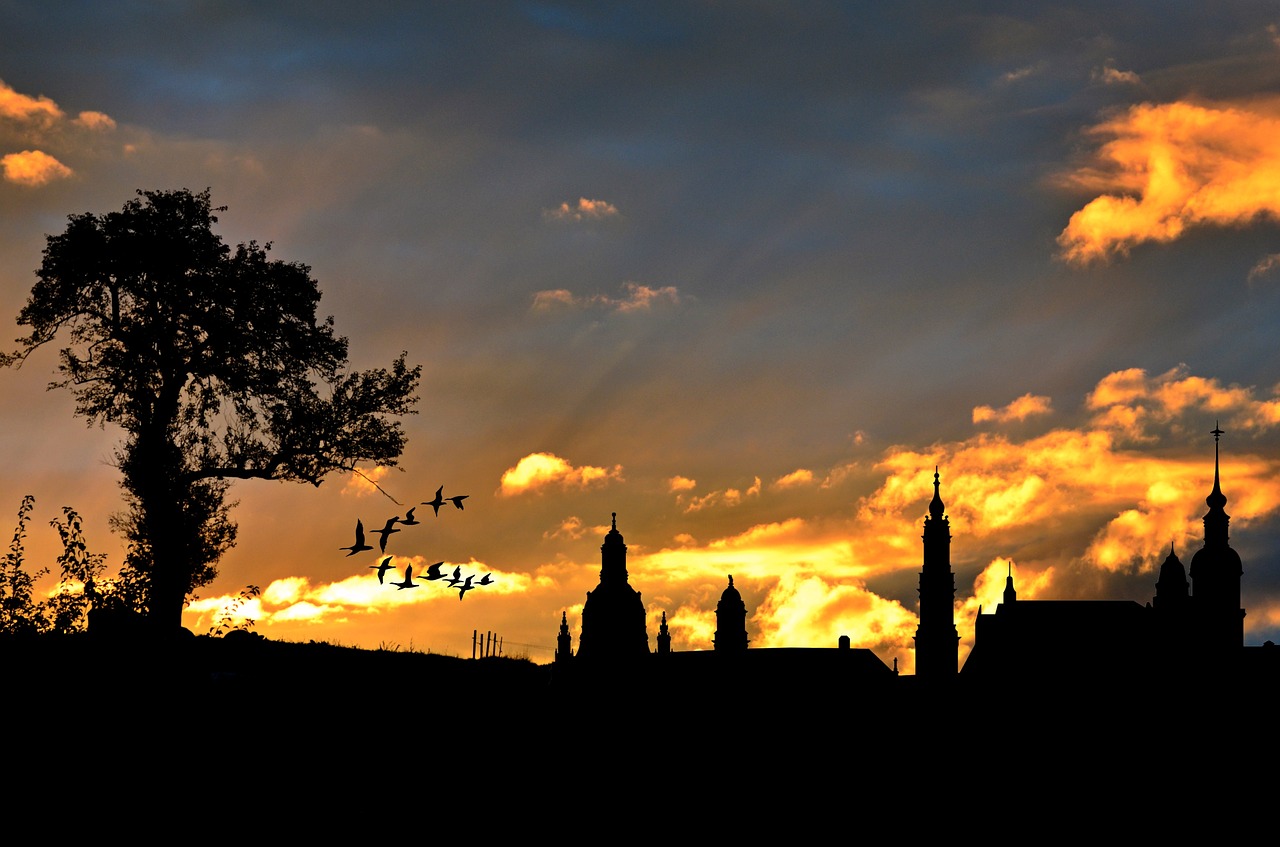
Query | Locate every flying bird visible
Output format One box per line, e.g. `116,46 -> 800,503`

340,520 -> 373,556
477,573 -> 494,586
399,507 -> 421,526
389,565 -> 418,590
423,561 -> 447,581
444,566 -> 464,588
371,556 -> 394,584
457,575 -> 475,600
422,486 -> 446,516
448,494 -> 469,511
372,516 -> 401,552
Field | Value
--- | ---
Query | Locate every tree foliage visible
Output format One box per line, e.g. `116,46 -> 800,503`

0,496 -> 135,635
4,188 -> 421,629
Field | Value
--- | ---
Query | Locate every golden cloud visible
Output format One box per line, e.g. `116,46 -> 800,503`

72,110 -> 116,130
341,465 -> 391,497
542,196 -> 619,221
531,281 -> 681,313
773,468 -> 815,489
1248,253 -> 1280,282
499,452 -> 623,496
0,80 -> 63,124
1092,63 -> 1142,86
1,150 -> 72,186
681,476 -> 761,513
1058,97 -> 1280,264
544,516 -> 587,540
972,393 -> 1053,424
668,476 -> 697,492
1086,365 -> 1280,434
186,559 -> 521,633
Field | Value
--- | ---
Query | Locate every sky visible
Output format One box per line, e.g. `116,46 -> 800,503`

3,1 -> 1280,671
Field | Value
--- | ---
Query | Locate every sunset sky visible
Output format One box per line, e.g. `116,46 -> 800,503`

4,2 -> 1280,671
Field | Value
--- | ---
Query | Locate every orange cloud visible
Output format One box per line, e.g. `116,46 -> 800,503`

72,110 -> 116,131
0,80 -> 63,124
499,452 -> 623,496
1,150 -> 72,185
186,559 -> 524,632
544,516 -> 587,541
1057,97 -> 1280,264
681,477 -> 761,513
531,281 -> 681,313
1092,63 -> 1142,86
1086,365 -> 1280,435
341,465 -> 391,497
773,469 -> 815,489
668,476 -> 697,492
972,393 -> 1053,424
542,196 -> 619,221
1248,253 -> 1280,282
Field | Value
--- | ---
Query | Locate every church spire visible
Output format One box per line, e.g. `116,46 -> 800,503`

915,467 -> 958,678
1003,561 -> 1017,605
1203,424 -> 1230,546
929,466 -> 945,520
1188,424 -> 1244,652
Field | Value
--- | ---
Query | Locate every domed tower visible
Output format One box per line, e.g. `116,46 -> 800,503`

713,575 -> 748,652
1153,543 -> 1189,609
576,513 -> 650,661
1188,426 -> 1245,653
1153,542 -> 1191,658
914,468 -> 958,678
657,611 -> 671,654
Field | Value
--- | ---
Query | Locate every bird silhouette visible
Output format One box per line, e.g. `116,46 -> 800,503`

457,575 -> 475,600
371,556 -> 394,584
389,565 -> 417,590
422,486 -> 446,517
423,561 -> 447,581
399,507 -> 421,526
448,494 -> 469,511
444,566 -> 464,588
340,520 -> 374,556
477,573 -> 494,586
372,516 -> 401,552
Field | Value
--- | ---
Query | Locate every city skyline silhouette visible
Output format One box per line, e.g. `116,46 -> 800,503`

3,5 -> 1280,671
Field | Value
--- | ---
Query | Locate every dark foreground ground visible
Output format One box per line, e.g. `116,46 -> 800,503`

2,631 -> 1272,819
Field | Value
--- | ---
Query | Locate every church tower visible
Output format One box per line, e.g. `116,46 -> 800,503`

555,611 -> 573,664
914,468 -> 958,677
713,575 -> 748,652
576,513 -> 650,661
657,611 -> 671,654
1188,426 -> 1245,653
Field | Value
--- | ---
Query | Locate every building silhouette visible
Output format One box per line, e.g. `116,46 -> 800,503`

555,430 -> 1277,710
574,512 -> 649,661
913,468 -> 958,678
963,427 -> 1254,682
713,575 -> 748,652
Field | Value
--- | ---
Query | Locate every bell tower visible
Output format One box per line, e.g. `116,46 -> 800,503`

914,468 -> 958,677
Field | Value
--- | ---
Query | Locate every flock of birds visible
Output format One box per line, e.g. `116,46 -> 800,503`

340,485 -> 493,600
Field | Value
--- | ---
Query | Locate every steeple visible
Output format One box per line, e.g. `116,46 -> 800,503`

929,465 -> 945,520
1188,425 -> 1245,652
657,610 -> 671,654
555,610 -> 573,663
1203,425 -> 1229,544
1003,561 -> 1017,606
914,467 -> 958,677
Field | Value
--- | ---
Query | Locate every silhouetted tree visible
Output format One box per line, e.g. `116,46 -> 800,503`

3,188 -> 421,632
